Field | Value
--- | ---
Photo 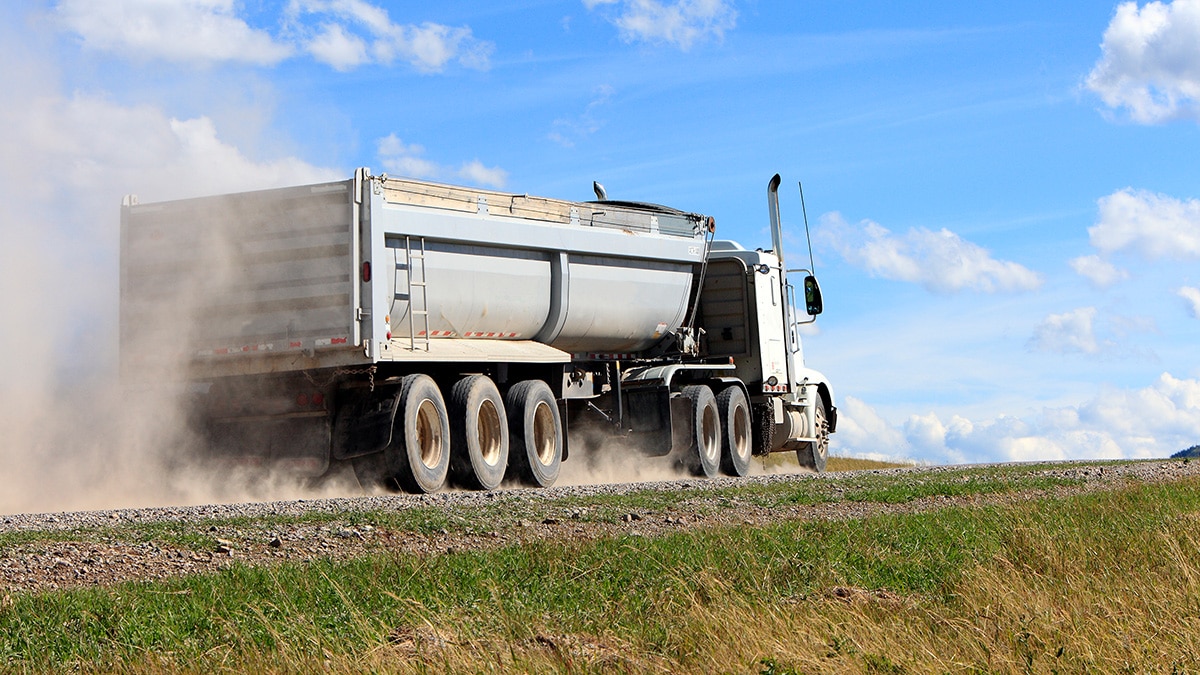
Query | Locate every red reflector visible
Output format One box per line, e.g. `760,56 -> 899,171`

362,261 -> 371,282
297,393 -> 309,407
312,393 -> 324,406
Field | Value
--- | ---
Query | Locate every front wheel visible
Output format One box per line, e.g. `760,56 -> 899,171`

505,380 -> 562,488
795,392 -> 830,473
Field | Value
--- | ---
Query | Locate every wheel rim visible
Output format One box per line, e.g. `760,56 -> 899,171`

415,398 -> 444,469
532,400 -> 556,466
813,403 -> 829,463
477,398 -> 503,466
701,404 -> 719,462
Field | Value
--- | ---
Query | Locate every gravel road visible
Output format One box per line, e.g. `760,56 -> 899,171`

2,459 -> 1197,596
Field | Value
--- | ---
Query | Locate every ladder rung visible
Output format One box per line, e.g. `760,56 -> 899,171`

410,281 -> 427,287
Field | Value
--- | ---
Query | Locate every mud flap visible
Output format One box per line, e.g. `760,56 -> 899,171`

331,383 -> 403,460
622,385 -> 675,457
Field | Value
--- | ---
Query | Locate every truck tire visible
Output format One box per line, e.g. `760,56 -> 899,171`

679,385 -> 720,478
505,380 -> 562,488
795,392 -> 830,473
449,375 -> 509,491
717,386 -> 752,477
390,374 -> 451,493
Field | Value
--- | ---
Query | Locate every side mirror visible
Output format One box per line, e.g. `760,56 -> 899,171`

803,275 -> 823,316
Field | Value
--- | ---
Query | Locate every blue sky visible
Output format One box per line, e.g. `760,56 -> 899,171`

2,0 -> 1199,466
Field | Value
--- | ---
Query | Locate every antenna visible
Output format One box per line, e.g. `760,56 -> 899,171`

798,182 -> 816,273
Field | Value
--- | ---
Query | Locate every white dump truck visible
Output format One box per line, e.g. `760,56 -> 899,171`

120,170 -> 836,492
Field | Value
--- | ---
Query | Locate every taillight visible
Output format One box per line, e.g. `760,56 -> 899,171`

362,261 -> 372,282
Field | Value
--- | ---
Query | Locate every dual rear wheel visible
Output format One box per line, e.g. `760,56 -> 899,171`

355,374 -> 562,494
677,384 -> 752,479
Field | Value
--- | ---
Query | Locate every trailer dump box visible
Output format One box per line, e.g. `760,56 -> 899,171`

120,171 -> 708,379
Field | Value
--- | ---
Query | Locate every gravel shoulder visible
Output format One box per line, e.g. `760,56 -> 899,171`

2,459 -> 1197,596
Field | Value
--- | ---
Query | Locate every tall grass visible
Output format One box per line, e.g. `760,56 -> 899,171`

2,477 -> 1198,672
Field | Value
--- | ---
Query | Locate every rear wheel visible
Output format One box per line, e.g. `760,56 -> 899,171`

679,385 -> 720,478
795,392 -> 830,473
717,386 -> 752,477
505,380 -> 562,488
354,374 -> 450,493
449,375 -> 509,491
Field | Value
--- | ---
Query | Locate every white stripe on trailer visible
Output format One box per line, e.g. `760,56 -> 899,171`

316,337 -> 350,347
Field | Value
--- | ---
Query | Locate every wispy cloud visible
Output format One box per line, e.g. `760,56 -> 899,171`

1086,0 -> 1200,123
819,213 -> 1043,293
1089,188 -> 1200,260
583,0 -> 737,51
1028,307 -> 1106,355
549,85 -> 615,148
377,134 -> 508,188
1027,306 -> 1157,357
1179,286 -> 1200,318
1069,254 -> 1129,288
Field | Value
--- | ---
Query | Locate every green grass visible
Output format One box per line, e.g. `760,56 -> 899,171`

3,469 -> 1199,672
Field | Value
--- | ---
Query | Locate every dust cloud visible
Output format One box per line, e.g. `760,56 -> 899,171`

0,13 -> 347,517
558,426 -> 810,487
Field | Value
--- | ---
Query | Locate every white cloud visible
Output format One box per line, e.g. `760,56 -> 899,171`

307,22 -> 369,71
458,160 -> 510,189
1028,307 -> 1104,355
832,374 -> 1200,464
288,1 -> 494,72
1179,286 -> 1200,317
1086,0 -> 1200,123
1069,254 -> 1130,288
819,213 -> 1043,293
54,0 -> 293,65
1090,188 -> 1200,259
828,396 -> 910,458
377,134 -> 508,189
584,0 -> 737,50
52,0 -> 492,73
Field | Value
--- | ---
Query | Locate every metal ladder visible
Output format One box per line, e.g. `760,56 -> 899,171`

404,236 -> 431,351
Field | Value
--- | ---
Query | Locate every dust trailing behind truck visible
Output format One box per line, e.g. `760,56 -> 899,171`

119,170 -> 837,492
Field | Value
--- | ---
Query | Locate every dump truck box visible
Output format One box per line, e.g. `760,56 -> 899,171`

120,170 -> 708,381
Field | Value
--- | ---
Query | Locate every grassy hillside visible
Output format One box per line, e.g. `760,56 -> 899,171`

2,462 -> 1198,673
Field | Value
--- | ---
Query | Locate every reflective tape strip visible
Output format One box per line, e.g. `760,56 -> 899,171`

452,331 -> 522,338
